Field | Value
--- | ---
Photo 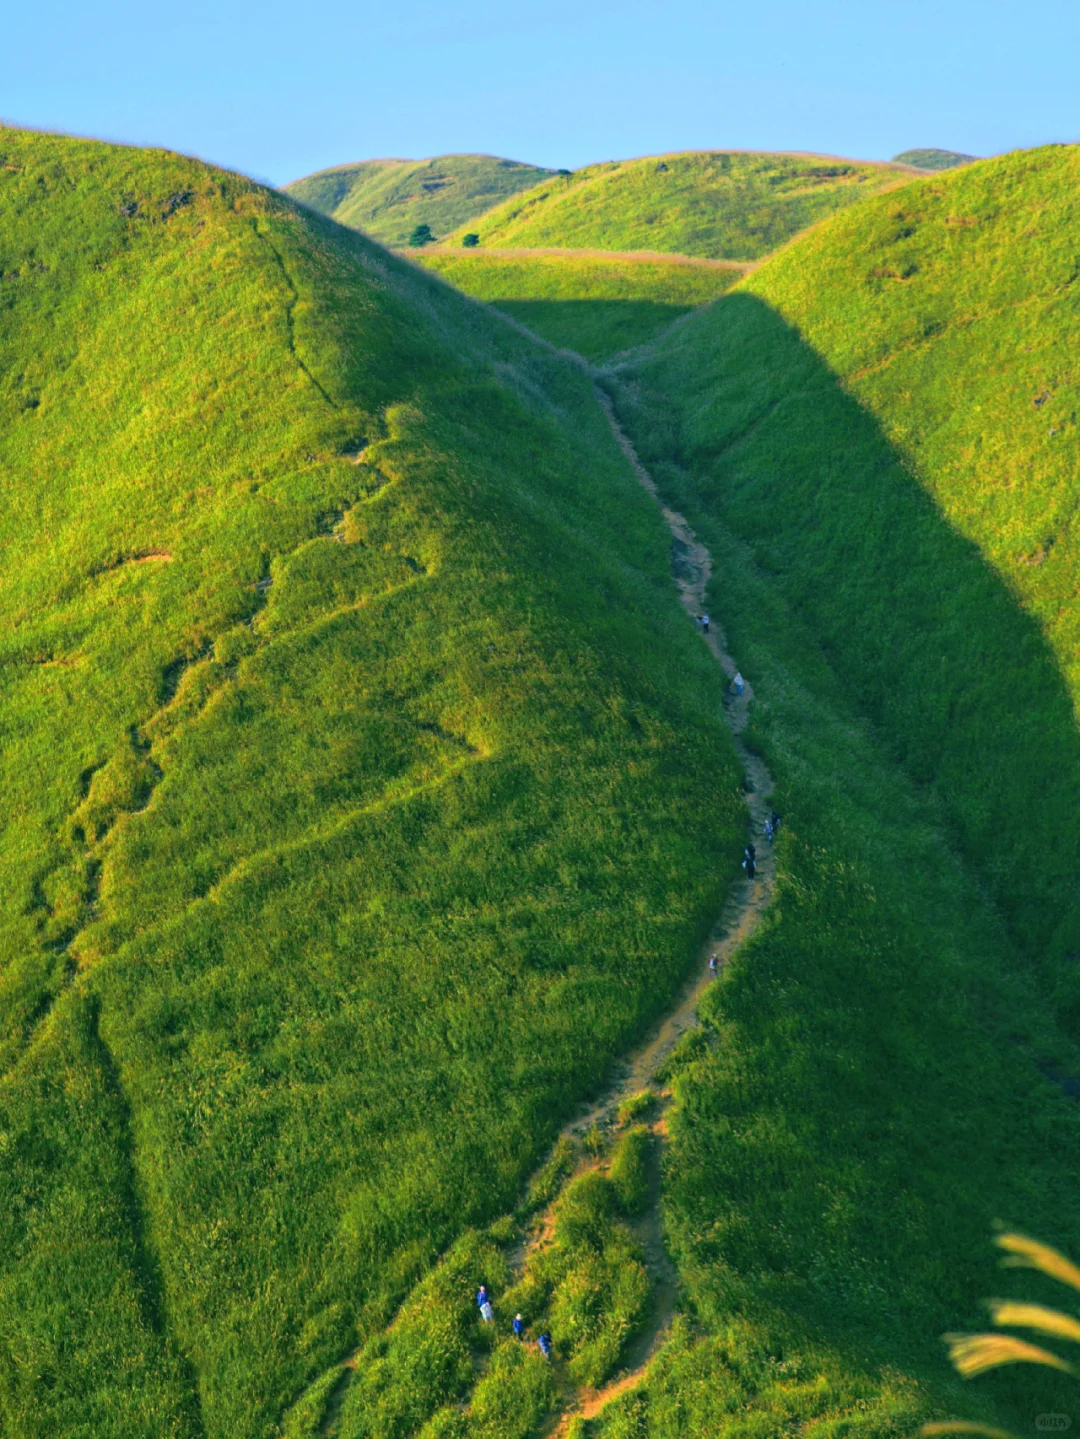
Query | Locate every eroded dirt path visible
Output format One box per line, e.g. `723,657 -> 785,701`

309,394 -> 777,1439
523,394 -> 778,1433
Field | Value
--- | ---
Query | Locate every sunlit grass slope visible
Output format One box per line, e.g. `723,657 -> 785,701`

592,141 -> 1080,1436
285,153 -> 553,246
447,151 -> 914,261
0,129 -> 745,1438
414,250 -> 741,360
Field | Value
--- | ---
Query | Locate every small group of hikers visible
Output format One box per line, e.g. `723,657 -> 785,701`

741,813 -> 781,883
477,1287 -> 551,1360
697,616 -> 747,700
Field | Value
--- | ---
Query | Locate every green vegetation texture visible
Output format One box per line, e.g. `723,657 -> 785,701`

893,147 -> 978,170
0,129 -> 745,1438
284,154 -> 554,247
290,1131 -> 653,1434
415,250 -> 740,360
635,142 -> 1080,994
594,140 -> 1080,1436
446,151 -> 912,261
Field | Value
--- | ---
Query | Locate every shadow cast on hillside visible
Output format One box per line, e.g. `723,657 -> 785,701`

492,298 -> 695,364
625,291 -> 1080,1023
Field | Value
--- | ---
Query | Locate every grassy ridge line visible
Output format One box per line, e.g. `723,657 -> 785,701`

593,333 -> 1080,1435
413,250 -> 741,361
445,150 -> 918,261
284,154 -> 554,246
0,129 -> 746,1438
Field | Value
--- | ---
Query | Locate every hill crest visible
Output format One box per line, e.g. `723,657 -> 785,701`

442,149 -> 918,261
284,152 -> 554,246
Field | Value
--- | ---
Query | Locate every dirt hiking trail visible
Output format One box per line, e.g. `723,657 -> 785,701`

312,394 -> 777,1439
520,394 -> 778,1433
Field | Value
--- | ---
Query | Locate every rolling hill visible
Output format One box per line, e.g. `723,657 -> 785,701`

284,153 -> 554,247
0,127 -> 745,1438
441,150 -> 919,260
598,141 -> 1080,1434
6,119 -> 1080,1439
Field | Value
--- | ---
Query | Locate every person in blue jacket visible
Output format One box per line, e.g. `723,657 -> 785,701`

513,1313 -> 525,1339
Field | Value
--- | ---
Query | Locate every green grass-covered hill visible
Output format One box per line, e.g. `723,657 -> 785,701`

284,153 -> 554,247
0,128 -> 747,1438
597,141 -> 1080,1433
415,250 -> 745,361
9,120 -> 1080,1439
442,150 -> 918,261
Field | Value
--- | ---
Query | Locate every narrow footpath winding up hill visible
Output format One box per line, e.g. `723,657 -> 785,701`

593,141 -> 1080,1437
8,122 -> 1080,1439
279,398 -> 779,1439
0,129 -> 746,1439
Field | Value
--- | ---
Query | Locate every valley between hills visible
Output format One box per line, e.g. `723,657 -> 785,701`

1,126 -> 1079,1439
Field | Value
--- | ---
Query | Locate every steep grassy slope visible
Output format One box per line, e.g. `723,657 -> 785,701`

414,251 -> 742,360
446,152 -> 915,261
0,129 -> 745,1438
615,143 -> 1080,998
586,483 -> 1080,1439
593,142 -> 1080,1435
284,154 -> 554,246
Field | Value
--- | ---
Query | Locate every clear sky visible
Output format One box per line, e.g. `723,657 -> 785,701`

4,0 -> 1078,186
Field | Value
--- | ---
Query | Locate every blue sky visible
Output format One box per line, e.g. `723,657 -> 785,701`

3,0 -> 1078,185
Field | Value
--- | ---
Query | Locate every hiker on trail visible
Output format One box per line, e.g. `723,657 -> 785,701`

763,817 -> 774,843
701,614 -> 710,635
477,1286 -> 494,1323
742,844 -> 756,880
732,672 -> 744,696
513,1313 -> 524,1339
709,953 -> 719,977
538,1332 -> 553,1360
770,811 -> 782,836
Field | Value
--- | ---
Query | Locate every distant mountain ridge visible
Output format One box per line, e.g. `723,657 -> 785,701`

284,153 -> 554,246
892,147 -> 977,170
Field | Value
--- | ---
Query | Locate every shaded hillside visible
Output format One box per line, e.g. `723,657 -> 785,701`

590,142 -> 1080,1438
446,151 -> 915,261
0,129 -> 744,1439
416,250 -> 742,360
284,153 -> 553,246
612,143 -> 1080,993
893,147 -> 977,170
